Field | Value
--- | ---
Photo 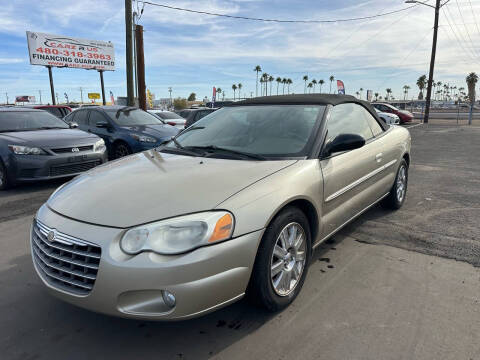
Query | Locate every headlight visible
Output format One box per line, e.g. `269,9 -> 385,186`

130,134 -> 157,143
8,145 -> 46,155
94,139 -> 106,152
120,211 -> 234,255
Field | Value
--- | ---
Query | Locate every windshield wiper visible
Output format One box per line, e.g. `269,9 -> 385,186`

161,137 -> 204,157
185,145 -> 265,160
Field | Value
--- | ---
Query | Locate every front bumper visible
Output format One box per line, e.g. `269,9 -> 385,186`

6,149 -> 107,182
31,204 -> 263,320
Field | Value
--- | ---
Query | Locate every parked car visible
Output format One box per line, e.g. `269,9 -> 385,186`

374,108 -> 400,125
371,103 -> 413,124
205,101 -> 234,108
0,107 -> 107,190
176,107 -> 218,128
24,105 -> 72,118
64,106 -> 179,159
148,110 -> 186,130
31,94 -> 411,320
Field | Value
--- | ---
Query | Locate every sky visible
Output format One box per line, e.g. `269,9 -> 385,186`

1,0 -> 480,103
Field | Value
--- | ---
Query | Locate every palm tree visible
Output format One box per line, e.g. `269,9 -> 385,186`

276,77 -> 282,95
287,79 -> 292,94
374,92 -> 379,101
466,72 -> 478,124
386,88 -> 392,100
307,82 -> 313,94
254,65 -> 262,97
319,79 -> 325,93
216,87 -> 222,100
268,75 -> 274,96
262,73 -> 269,96
303,75 -> 308,94
232,84 -> 237,100
259,78 -> 264,97
403,85 -> 410,100
355,91 -> 360,98
359,88 -> 364,100
312,79 -> 317,93
416,75 -> 427,100
329,75 -> 335,93
237,83 -> 242,100
282,78 -> 287,95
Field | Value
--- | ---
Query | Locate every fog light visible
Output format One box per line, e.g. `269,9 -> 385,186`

162,290 -> 176,308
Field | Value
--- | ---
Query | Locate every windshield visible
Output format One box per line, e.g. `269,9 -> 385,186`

0,111 -> 69,132
164,105 -> 324,159
105,108 -> 163,126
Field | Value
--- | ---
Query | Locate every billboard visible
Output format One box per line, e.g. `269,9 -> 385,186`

337,80 -> 345,95
88,93 -> 101,99
26,31 -> 115,71
15,96 -> 35,103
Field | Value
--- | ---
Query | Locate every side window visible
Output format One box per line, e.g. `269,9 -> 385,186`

65,111 -> 76,123
196,111 -> 211,121
88,110 -> 107,126
74,110 -> 89,126
326,103 -> 374,144
362,108 -> 384,137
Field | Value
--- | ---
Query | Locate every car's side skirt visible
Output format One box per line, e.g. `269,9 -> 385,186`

313,192 -> 390,249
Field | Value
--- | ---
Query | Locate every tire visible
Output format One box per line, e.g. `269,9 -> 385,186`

0,162 -> 10,191
249,206 -> 312,312
384,159 -> 408,209
113,142 -> 132,159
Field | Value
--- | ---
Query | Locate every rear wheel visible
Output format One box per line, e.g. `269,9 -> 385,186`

249,207 -> 311,311
384,159 -> 408,209
113,142 -> 132,159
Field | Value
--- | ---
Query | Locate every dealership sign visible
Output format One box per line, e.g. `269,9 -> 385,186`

26,31 -> 115,71
88,93 -> 101,99
15,96 -> 36,103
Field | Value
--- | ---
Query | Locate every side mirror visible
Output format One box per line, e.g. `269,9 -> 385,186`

323,133 -> 365,157
69,122 -> 79,129
96,121 -> 109,128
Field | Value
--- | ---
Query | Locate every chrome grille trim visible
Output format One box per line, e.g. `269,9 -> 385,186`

31,219 -> 101,296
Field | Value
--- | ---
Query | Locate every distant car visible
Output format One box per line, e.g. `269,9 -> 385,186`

25,105 -> 72,119
0,107 -> 107,190
64,106 -> 179,159
371,103 -> 413,124
374,108 -> 400,125
148,110 -> 186,130
176,108 -> 218,128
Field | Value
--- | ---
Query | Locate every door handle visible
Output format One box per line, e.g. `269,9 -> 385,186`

375,153 -> 383,162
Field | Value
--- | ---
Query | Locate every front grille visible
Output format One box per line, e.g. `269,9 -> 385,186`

31,219 -> 101,295
50,160 -> 101,177
51,145 -> 93,154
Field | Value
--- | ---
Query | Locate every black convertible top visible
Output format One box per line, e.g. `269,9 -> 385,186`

230,94 -> 388,130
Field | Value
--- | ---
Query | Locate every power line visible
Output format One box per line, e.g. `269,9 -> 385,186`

467,0 -> 480,36
453,0 -> 480,57
138,1 -> 419,23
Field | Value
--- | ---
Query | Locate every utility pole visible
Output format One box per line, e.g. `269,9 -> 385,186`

168,87 -> 172,109
125,0 -> 135,106
79,87 -> 84,104
47,66 -> 56,105
38,90 -> 42,104
5,92 -> 8,104
135,25 -> 146,110
55,92 -> 59,104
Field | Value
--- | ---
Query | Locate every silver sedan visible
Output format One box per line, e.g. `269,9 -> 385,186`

30,94 -> 411,320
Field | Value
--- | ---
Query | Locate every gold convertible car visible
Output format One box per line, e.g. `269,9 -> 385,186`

31,94 -> 411,320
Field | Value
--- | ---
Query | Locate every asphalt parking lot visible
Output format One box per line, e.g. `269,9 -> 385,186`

1,124 -> 479,360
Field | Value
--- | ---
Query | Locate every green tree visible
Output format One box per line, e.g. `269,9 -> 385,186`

282,78 -> 287,95
303,75 -> 308,94
374,92 -> 379,101
216,88 -> 222,100
276,77 -> 282,95
173,97 -> 187,110
287,79 -> 292,94
238,83 -> 242,100
232,84 -> 237,100
268,75 -> 274,96
307,82 -> 313,94
466,72 -> 478,125
329,75 -> 335,93
187,92 -> 196,101
319,79 -> 325,93
386,88 -> 392,100
416,75 -> 427,100
261,73 -> 269,96
254,65 -> 262,97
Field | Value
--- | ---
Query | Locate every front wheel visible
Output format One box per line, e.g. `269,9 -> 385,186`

0,162 -> 10,190
249,206 -> 311,311
113,142 -> 132,159
384,159 -> 408,209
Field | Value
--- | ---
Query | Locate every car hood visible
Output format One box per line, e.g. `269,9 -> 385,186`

0,129 -> 99,147
120,124 -> 179,140
47,151 -> 297,228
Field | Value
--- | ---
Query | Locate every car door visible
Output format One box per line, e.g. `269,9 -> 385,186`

72,110 -> 90,131
88,110 -> 115,149
319,103 -> 386,239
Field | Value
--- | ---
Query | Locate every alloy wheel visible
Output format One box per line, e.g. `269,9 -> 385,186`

270,222 -> 307,296
396,165 -> 407,203
115,144 -> 130,158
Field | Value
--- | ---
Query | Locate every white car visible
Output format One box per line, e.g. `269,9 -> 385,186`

375,108 -> 400,125
148,110 -> 186,130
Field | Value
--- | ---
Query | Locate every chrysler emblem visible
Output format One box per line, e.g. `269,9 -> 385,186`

47,230 -> 56,242
71,147 -> 80,153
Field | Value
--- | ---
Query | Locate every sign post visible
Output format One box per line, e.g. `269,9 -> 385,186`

47,66 -> 55,105
99,70 -> 106,105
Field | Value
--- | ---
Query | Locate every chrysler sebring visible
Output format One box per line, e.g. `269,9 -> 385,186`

31,95 -> 411,320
